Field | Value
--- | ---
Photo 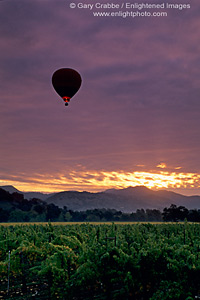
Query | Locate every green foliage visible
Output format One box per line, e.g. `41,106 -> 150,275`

0,223 -> 200,299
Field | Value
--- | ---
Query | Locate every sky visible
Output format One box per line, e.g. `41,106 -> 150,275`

0,0 -> 200,195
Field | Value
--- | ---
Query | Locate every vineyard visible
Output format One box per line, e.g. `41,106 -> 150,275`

0,222 -> 200,300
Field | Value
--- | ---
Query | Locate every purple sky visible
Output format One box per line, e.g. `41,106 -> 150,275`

0,0 -> 200,195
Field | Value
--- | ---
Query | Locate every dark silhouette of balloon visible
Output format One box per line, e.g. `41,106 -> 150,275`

52,68 -> 82,106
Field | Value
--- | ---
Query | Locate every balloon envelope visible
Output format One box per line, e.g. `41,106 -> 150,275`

52,68 -> 82,105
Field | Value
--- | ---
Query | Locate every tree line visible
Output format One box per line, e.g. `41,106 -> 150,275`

0,188 -> 200,222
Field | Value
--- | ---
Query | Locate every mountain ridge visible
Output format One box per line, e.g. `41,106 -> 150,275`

1,185 -> 200,212
1,185 -> 54,201
43,186 -> 200,211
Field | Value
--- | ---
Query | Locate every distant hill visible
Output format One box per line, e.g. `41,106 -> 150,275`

104,186 -> 200,211
1,185 -> 22,194
23,192 -> 54,201
46,186 -> 200,212
0,185 -> 54,201
46,191 -> 125,211
1,185 -> 200,212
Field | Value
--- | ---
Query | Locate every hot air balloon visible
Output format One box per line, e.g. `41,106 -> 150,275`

52,68 -> 82,106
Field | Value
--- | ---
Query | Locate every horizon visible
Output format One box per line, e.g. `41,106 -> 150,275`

1,184 -> 200,198
1,1 -> 200,198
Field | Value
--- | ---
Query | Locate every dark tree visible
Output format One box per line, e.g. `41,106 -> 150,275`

162,204 -> 189,222
46,203 -> 62,221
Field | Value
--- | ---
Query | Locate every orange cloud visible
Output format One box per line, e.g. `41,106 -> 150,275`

1,169 -> 200,194
156,162 -> 167,169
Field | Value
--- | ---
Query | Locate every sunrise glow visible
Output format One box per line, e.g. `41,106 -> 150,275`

1,169 -> 200,194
